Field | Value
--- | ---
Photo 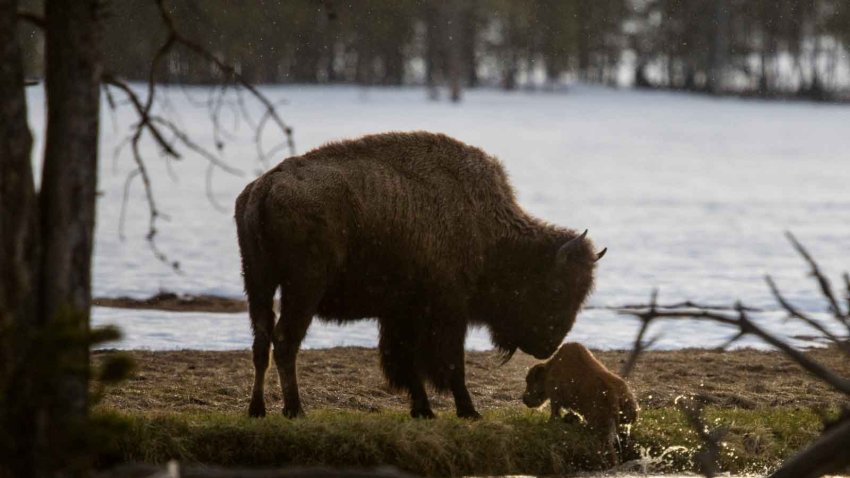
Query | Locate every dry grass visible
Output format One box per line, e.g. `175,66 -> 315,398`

91,346 -> 850,475
96,346 -> 850,416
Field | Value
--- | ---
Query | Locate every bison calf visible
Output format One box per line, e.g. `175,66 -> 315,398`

235,132 -> 605,419
523,342 -> 638,465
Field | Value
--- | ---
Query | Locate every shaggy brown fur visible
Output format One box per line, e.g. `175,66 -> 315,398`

235,132 -> 604,419
523,342 -> 639,465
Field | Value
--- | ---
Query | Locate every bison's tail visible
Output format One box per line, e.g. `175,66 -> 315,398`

235,178 -> 279,339
235,175 -> 277,266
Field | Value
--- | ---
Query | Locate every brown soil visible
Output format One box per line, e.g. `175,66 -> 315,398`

96,345 -> 850,415
93,292 -> 247,313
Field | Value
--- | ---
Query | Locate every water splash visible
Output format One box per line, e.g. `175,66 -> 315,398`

614,445 -> 691,474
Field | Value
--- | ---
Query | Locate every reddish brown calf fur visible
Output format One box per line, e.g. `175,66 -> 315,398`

523,342 -> 639,465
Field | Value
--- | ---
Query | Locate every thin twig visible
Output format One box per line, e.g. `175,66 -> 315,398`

154,0 -> 295,156
677,395 -> 726,478
786,231 -> 845,322
620,289 -> 659,378
591,301 -> 762,312
766,275 -> 849,355
843,272 -> 850,321
101,0 -> 297,272
616,303 -> 850,395
102,74 -> 180,159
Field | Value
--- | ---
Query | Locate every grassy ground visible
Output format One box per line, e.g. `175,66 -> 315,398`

94,346 -> 849,475
98,407 -> 829,476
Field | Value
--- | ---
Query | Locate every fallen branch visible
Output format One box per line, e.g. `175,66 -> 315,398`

618,234 -> 850,478
767,415 -> 850,478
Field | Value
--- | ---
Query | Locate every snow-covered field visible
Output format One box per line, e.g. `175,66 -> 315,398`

26,84 -> 850,351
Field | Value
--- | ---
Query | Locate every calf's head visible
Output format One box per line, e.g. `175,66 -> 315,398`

522,363 -> 548,407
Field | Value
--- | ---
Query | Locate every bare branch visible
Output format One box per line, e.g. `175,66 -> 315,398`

786,231 -> 845,321
716,330 -> 745,351
592,301 -> 762,312
154,0 -> 295,156
616,304 -> 850,395
102,74 -> 181,159
677,395 -> 726,478
767,414 -> 850,478
766,275 -> 849,355
620,289 -> 659,378
118,169 -> 141,241
99,1 -> 298,273
148,117 -> 242,175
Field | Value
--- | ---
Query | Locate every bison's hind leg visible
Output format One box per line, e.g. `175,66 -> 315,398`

378,320 -> 435,419
236,199 -> 278,418
246,281 -> 276,418
238,243 -> 277,418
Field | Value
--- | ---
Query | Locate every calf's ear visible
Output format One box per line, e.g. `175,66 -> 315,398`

528,364 -> 547,384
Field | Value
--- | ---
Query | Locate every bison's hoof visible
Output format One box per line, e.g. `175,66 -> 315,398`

248,402 -> 266,418
411,408 -> 436,419
282,406 -> 305,419
457,409 -> 482,420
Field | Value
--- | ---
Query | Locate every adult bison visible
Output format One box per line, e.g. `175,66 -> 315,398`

235,132 -> 605,419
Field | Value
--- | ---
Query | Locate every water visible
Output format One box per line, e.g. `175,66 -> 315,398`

26,84 -> 850,351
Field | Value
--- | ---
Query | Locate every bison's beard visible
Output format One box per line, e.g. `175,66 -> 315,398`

497,346 -> 517,366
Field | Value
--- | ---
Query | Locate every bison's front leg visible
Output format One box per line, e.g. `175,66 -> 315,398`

427,317 -> 481,419
446,342 -> 481,419
273,278 -> 323,418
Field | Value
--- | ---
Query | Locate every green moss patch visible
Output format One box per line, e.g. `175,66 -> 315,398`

100,407 -> 829,476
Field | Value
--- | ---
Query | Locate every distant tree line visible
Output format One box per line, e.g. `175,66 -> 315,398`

16,0 -> 850,100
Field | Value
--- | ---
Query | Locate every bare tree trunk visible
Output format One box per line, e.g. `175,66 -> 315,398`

0,0 -> 37,339
41,0 -> 101,412
0,1 -> 39,476
707,0 -> 728,94
444,2 -> 463,102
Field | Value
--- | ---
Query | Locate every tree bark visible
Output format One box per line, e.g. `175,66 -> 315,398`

0,0 -> 39,475
41,0 -> 101,413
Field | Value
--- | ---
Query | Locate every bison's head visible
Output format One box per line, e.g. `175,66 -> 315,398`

487,230 -> 605,361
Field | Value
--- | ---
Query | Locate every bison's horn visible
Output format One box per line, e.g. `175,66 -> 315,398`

556,229 -> 588,264
595,248 -> 608,262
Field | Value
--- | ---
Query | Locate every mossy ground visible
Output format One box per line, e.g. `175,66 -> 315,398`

97,407 -> 830,476
93,346 -> 848,475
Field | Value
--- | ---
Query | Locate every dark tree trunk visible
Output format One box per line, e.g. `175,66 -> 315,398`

707,0 -> 728,94
3,0 -> 103,476
0,0 -> 39,476
461,6 -> 479,88
0,0 -> 37,335
41,0 -> 101,411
